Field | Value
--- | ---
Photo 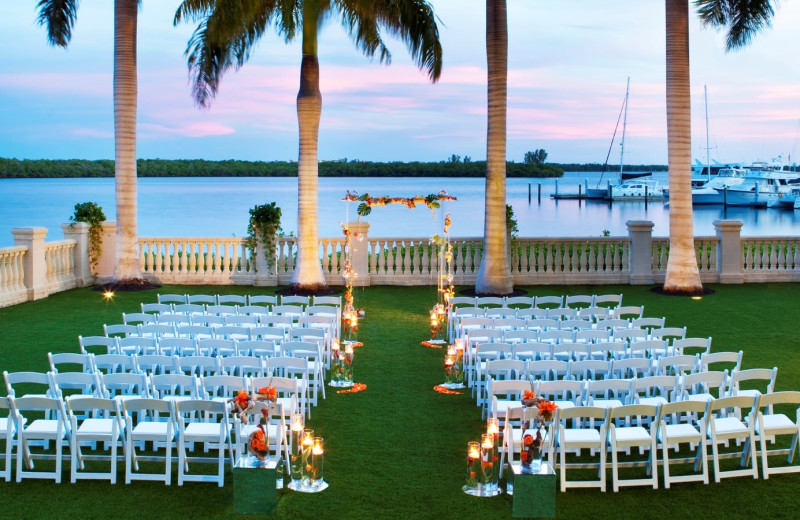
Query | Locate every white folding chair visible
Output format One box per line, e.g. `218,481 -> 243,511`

752,391 -> 800,479
80,335 -> 120,354
175,356 -> 221,378
681,370 -> 728,403
0,396 -> 19,482
534,295 -> 564,309
220,356 -> 265,378
101,372 -> 150,404
134,354 -> 177,376
673,337 -> 712,356
93,354 -> 137,374
67,397 -> 122,484
158,293 -> 187,305
103,324 -> 139,339
609,357 -> 652,379
699,350 -> 743,373
14,396 -> 67,483
282,340 -> 326,407
565,295 -> 594,309
142,302 -> 174,315
123,397 -> 174,484
218,294 -> 248,306
175,399 -> 234,487
249,295 -> 278,308
556,406 -> 608,492
607,404 -> 659,492
594,294 -> 622,309
173,303 -> 206,316
658,400 -> 709,488
48,352 -> 95,374
527,360 -> 569,382
614,305 -> 643,320
705,396 -> 759,482
727,368 -> 778,400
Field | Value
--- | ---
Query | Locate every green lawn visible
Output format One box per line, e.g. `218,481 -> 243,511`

1,283 -> 799,519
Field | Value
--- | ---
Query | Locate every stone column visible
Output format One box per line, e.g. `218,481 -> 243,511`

62,222 -> 93,287
12,227 -> 49,300
714,219 -> 744,284
95,221 -> 117,284
626,220 -> 655,285
347,221 -> 370,287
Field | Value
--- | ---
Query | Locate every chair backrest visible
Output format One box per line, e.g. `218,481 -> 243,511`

118,337 -> 158,356
476,296 -> 505,308
214,326 -> 251,341
236,340 -> 277,358
727,367 -> 778,396
755,391 -> 800,410
474,342 -> 512,360
659,399 -> 708,422
217,294 -> 248,306
540,329 -> 573,344
449,296 -> 477,308
101,372 -> 149,398
250,326 -> 286,342
93,354 -> 137,374
565,295 -> 594,309
259,315 -> 294,329
224,315 -> 259,327
249,295 -> 278,307
574,329 -> 610,342
50,371 -> 101,399
123,312 -> 155,325
515,308 -> 547,320
568,360 -> 611,381
488,379 -> 532,400
142,303 -> 172,314
594,293 -> 623,308
201,375 -> 248,399
614,328 -> 647,342
546,308 -> 576,319
459,317 -> 493,330
150,374 -> 199,398
272,305 -> 304,318
505,296 -> 534,308
707,395 -> 757,418
656,354 -> 698,376
614,305 -> 644,320
595,318 -> 629,330
220,356 -> 264,377
139,324 -> 177,339
673,337 -> 712,355
48,352 -> 94,374
485,359 -> 526,381
312,295 -> 341,307
14,395 -> 63,416
176,356 -> 221,377
527,360 -> 569,381
206,304 -> 238,316
174,399 -> 228,421
173,303 -> 206,315
282,341 -> 321,359
699,350 -> 742,372
158,338 -> 197,356
281,295 -> 310,307
186,294 -> 216,305
682,370 -> 728,399
176,325 -> 214,341
190,315 -> 225,327
534,295 -> 563,308
157,293 -> 188,305
197,339 -> 236,357
577,307 -> 610,320
512,341 -> 552,361
237,305 -> 271,317
134,354 -> 177,375
80,335 -> 119,354
585,379 -> 631,401
630,375 -> 678,401
4,370 -> 53,397
536,379 -> 584,403
651,327 -> 687,341
265,357 -> 309,380
466,328 -> 503,344
290,328 -> 326,344
103,324 -> 139,338
557,405 -> 608,423
503,329 -> 539,344
559,319 -> 593,331
526,318 -> 558,331
156,313 -> 191,325
122,397 -> 173,422
609,403 -> 659,424
609,357 -> 652,379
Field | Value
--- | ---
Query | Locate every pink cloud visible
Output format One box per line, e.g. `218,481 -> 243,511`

0,72 -> 109,96
139,122 -> 236,138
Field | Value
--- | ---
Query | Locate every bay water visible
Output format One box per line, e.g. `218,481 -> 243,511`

2,172 -> 799,248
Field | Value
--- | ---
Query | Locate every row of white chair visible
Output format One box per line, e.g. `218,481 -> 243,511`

449,293 -> 623,310
102,322 -> 333,344
501,392 -> 800,492
457,316 -> 671,334
0,395 -> 291,486
122,307 -> 339,326
156,293 -> 341,308
484,365 -> 777,420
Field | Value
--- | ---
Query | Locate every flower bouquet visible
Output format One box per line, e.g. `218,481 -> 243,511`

519,391 -> 557,473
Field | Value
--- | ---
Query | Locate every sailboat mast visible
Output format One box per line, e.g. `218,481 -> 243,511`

705,84 -> 711,182
619,76 -> 630,176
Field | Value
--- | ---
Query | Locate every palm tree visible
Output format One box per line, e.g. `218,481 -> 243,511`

475,0 -> 513,296
175,0 -> 442,293
662,0 -> 776,294
38,0 -> 143,285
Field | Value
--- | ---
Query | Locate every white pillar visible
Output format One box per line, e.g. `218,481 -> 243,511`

62,222 -> 93,287
95,221 -> 117,284
347,221 -> 370,287
12,227 -> 49,300
714,220 -> 744,283
627,220 -> 655,285
254,227 -> 278,286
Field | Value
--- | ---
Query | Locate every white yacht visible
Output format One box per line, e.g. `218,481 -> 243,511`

609,178 -> 666,200
713,168 -> 797,207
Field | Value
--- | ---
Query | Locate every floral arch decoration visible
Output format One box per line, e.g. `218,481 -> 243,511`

340,190 -> 458,343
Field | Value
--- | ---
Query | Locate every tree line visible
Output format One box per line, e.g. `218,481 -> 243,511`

0,158 -> 670,178
0,158 -> 565,178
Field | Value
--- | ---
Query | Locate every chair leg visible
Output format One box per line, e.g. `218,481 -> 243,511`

711,440 -> 721,483
110,438 -> 118,485
760,431 -> 770,480
610,444 -> 619,492
164,440 -> 172,486
662,441 -> 671,489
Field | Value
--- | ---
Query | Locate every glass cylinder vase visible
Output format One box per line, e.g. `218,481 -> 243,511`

311,437 -> 325,488
300,429 -> 314,487
464,441 -> 480,492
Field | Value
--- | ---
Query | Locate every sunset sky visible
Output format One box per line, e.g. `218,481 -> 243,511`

1,0 -> 799,165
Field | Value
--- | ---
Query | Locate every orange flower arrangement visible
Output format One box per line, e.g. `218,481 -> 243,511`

420,340 -> 444,348
433,385 -> 462,395
337,383 -> 367,394
229,386 -> 277,425
537,400 -> 558,422
248,424 -> 269,461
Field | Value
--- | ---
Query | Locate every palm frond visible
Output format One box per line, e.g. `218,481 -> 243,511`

336,0 -> 442,82
177,0 -> 299,107
695,0 -> 775,51
36,0 -> 79,48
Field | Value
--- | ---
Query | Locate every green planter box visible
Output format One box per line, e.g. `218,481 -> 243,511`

233,457 -> 279,515
509,462 -> 556,519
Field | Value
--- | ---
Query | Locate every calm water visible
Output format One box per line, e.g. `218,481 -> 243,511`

2,172 -> 800,247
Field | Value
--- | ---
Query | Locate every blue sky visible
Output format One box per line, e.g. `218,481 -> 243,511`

1,0 -> 799,165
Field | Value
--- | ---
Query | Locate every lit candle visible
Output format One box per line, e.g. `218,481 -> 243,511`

487,418 -> 499,439
468,443 -> 480,460
481,433 -> 493,451
291,412 -> 304,433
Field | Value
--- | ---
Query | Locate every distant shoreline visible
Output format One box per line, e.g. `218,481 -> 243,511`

0,158 -> 667,179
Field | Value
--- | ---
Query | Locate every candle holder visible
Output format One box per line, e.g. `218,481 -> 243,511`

463,441 -> 481,493
343,308 -> 359,344
311,437 -> 328,490
329,344 -> 354,388
428,303 -> 447,344
288,430 -> 328,492
440,346 -> 465,389
288,413 -> 304,485
463,434 -> 502,496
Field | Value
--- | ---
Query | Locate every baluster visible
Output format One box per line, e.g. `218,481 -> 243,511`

179,241 -> 187,274
617,242 -> 625,272
770,241 -> 779,271
286,241 -> 294,273
400,240 -> 409,275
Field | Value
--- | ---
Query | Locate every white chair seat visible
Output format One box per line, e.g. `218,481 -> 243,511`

25,420 -> 62,436
132,422 -> 171,438
184,422 -> 223,439
758,414 -> 796,434
553,401 -> 575,411
76,418 -> 115,436
710,417 -> 749,437
687,394 -> 714,403
563,429 -> 601,444
662,423 -> 702,443
612,426 -> 650,445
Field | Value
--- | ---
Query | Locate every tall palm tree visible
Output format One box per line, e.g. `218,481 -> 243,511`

662,0 -> 776,294
475,0 -> 512,296
38,0 -> 143,285
175,0 -> 443,293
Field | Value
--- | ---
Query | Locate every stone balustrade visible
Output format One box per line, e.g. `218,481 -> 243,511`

2,218 -> 799,309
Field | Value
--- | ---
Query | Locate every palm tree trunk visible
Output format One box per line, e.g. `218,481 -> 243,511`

475,0 -> 512,296
113,0 -> 141,282
290,4 -> 327,291
663,0 -> 703,294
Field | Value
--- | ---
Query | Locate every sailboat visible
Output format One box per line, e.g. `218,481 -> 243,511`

586,77 -> 655,200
